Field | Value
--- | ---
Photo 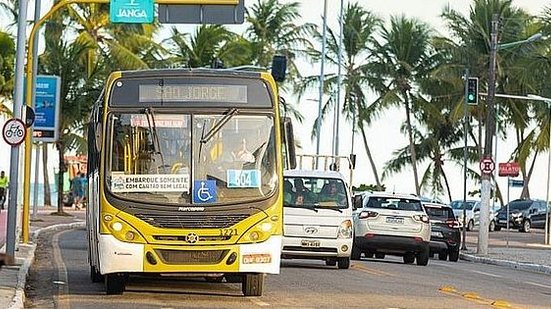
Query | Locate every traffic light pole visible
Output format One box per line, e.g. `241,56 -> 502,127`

461,69 -> 469,251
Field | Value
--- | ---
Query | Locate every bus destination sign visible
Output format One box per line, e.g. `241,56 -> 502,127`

139,84 -> 248,104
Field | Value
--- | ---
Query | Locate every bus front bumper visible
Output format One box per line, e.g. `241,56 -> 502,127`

98,234 -> 282,275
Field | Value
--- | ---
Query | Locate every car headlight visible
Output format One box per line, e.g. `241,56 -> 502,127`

337,220 -> 353,239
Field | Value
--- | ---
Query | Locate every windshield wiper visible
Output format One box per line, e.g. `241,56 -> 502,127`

316,206 -> 343,213
200,108 -> 238,144
288,204 -> 318,212
144,107 -> 166,171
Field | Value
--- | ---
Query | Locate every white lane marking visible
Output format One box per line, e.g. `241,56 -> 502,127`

53,230 -> 70,309
248,297 -> 270,307
469,270 -> 502,278
525,281 -> 551,289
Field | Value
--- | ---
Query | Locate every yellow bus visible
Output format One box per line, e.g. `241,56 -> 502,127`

86,64 -> 293,296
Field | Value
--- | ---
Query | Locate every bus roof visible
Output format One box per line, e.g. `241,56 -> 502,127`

114,68 -> 263,79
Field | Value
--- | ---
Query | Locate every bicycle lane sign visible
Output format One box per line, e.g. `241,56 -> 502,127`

2,118 -> 27,146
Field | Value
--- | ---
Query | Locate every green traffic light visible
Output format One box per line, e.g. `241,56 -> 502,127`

468,94 -> 475,100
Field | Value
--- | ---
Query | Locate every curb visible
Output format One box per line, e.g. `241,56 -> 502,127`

459,252 -> 551,275
7,221 -> 85,309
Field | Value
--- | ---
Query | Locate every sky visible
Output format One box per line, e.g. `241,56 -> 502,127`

1,0 -> 551,204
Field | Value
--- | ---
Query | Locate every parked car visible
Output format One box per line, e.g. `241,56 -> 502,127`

352,192 -> 431,266
422,202 -> 461,262
450,200 -> 499,232
495,199 -> 549,232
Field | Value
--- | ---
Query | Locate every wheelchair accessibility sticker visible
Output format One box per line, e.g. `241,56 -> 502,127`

193,180 -> 217,203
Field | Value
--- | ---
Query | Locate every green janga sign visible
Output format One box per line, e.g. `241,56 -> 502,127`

110,0 -> 154,24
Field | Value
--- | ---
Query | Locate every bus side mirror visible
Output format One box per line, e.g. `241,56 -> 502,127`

271,55 -> 287,82
282,117 -> 296,169
353,195 -> 363,210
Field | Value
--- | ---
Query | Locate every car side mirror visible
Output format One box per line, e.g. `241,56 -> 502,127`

353,195 -> 363,210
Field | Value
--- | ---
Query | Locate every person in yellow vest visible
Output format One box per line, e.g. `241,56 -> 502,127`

0,171 -> 8,210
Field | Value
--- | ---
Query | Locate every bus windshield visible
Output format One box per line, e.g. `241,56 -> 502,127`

107,112 -> 277,206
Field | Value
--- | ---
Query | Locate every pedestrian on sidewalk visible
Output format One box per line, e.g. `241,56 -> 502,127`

0,170 -> 8,210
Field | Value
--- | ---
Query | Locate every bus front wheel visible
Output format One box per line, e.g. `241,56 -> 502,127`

105,273 -> 125,295
242,273 -> 264,296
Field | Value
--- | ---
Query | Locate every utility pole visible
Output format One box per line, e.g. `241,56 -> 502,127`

315,0 -> 327,165
478,14 -> 500,255
31,0 -> 42,221
6,0 -> 29,257
332,0 -> 344,159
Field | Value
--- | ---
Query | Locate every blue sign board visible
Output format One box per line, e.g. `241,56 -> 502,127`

193,180 -> 217,203
31,75 -> 61,142
110,0 -> 154,24
227,169 -> 260,188
509,179 -> 524,188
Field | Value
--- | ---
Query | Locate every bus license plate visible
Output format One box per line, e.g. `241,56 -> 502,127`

386,217 -> 404,224
301,240 -> 320,247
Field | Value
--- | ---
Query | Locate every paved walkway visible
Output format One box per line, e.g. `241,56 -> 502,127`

0,207 -> 550,309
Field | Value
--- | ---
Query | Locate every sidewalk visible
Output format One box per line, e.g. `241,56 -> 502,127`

1,208 -> 550,309
0,206 -> 85,309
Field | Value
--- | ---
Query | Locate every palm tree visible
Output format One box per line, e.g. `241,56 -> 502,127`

0,29 -> 15,116
373,15 -> 437,195
438,0 -> 542,200
164,25 -> 252,68
296,2 -> 383,189
245,0 -> 315,84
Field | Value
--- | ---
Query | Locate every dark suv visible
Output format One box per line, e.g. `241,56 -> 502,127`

495,199 -> 549,232
422,202 -> 461,262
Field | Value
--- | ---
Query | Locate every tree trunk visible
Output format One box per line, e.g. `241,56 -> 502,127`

56,142 -> 65,214
359,125 -> 382,190
42,143 -> 51,206
521,151 -> 537,199
441,168 -> 453,203
403,91 -> 420,195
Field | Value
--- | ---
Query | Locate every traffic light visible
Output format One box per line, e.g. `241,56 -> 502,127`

466,77 -> 478,104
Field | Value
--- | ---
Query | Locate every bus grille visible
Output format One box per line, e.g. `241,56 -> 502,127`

135,214 -> 249,229
155,249 -> 229,265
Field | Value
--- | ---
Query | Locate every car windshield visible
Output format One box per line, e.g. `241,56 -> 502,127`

283,176 -> 348,209
506,201 -> 532,211
450,200 -> 475,210
424,206 -> 455,220
365,197 -> 422,211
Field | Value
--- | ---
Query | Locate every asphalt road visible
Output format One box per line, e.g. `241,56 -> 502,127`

24,228 -> 551,309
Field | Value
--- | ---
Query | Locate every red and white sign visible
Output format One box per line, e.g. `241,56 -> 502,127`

499,162 -> 520,177
2,118 -> 26,146
479,157 -> 495,175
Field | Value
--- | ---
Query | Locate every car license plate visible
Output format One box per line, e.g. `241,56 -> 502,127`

386,217 -> 404,224
301,240 -> 320,247
431,231 -> 442,238
499,220 -> 507,224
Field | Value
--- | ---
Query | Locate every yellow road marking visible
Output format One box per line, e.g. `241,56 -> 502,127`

351,263 -> 395,277
438,286 -> 518,309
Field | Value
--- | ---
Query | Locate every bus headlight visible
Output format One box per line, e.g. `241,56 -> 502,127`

238,220 -> 275,243
103,215 -> 146,244
112,222 -> 123,231
337,220 -> 353,239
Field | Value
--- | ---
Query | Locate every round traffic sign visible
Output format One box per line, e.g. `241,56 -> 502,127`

2,118 -> 27,146
479,157 -> 495,174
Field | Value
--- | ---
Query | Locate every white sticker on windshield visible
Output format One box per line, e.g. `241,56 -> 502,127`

111,174 -> 190,192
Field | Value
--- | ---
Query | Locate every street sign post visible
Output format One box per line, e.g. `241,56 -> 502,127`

480,157 -> 495,175
110,0 -> 154,23
499,162 -> 520,177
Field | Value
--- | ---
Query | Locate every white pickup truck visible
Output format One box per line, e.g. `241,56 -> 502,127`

281,155 -> 354,269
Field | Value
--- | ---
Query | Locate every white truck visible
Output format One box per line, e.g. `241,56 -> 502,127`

281,155 -> 354,269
